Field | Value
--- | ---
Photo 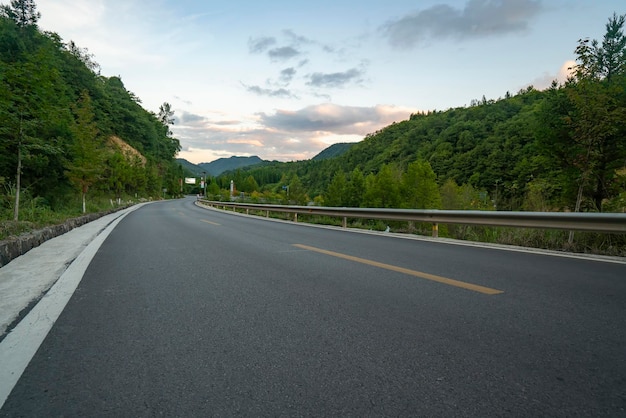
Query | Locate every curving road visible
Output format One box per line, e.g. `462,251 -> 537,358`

2,197 -> 625,416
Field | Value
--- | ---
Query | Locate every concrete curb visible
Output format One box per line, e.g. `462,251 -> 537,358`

0,208 -> 130,268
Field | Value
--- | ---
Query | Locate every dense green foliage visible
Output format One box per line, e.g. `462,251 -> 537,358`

311,143 -> 354,161
0,1 -> 182,223
218,14 -> 626,215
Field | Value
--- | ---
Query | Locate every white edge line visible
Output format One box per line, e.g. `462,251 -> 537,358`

0,204 -> 144,408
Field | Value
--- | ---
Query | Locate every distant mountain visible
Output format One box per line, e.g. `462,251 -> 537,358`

312,143 -> 354,161
176,159 -> 205,176
177,156 -> 265,177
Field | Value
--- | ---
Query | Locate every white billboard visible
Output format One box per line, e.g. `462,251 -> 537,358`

184,177 -> 197,184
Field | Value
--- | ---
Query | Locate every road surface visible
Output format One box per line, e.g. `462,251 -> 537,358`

1,197 -> 625,416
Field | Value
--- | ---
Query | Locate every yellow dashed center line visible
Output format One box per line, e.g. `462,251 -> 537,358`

201,219 -> 221,226
293,244 -> 503,295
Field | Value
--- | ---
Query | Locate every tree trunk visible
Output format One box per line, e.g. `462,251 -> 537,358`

568,177 -> 586,245
13,143 -> 21,221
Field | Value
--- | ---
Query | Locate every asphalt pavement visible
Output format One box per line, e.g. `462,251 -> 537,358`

0,204 -> 147,339
1,199 -> 625,416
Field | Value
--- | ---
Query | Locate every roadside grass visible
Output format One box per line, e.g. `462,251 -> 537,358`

0,193 -> 137,241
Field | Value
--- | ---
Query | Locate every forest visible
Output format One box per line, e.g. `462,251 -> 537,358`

213,13 -> 626,219
0,0 -> 182,237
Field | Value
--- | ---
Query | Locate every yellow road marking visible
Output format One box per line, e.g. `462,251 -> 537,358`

293,244 -> 503,295
201,219 -> 221,226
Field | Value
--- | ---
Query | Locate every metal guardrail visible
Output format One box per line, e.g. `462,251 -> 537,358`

198,199 -> 626,236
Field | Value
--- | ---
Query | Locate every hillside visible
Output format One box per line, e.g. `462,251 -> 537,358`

216,78 -> 625,213
312,143 -> 354,161
1,6 -> 183,220
176,159 -> 205,177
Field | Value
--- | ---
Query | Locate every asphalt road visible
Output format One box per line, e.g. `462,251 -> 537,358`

2,197 -> 625,416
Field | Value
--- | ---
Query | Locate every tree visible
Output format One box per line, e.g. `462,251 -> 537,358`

0,32 -> 65,220
288,174 -> 307,205
537,13 -> 626,212
325,171 -> 346,207
401,160 -> 441,209
570,14 -> 626,211
0,0 -> 40,28
345,167 -> 364,207
65,91 -> 103,213
241,175 -> 259,193
363,165 -> 401,208
65,40 -> 100,74
158,102 -> 175,136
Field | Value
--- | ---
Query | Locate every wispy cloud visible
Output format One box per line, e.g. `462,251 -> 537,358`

244,84 -> 296,98
280,67 -> 296,83
268,46 -> 301,61
306,68 -> 364,88
382,0 -> 543,48
259,103 -> 415,135
248,36 -> 277,53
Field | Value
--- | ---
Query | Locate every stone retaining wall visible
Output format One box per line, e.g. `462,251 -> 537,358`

0,208 -> 125,268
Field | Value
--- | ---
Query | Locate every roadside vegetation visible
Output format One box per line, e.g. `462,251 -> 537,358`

0,0 -> 183,239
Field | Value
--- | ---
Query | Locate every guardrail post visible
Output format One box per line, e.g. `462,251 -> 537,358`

294,213 -> 298,223
266,210 -> 269,218
432,223 -> 439,238
246,208 -> 249,215
342,217 -> 347,228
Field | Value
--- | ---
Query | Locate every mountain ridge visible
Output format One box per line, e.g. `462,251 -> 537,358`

177,155 -> 264,176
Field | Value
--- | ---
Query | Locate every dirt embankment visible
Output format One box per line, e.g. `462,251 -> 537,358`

108,135 -> 147,166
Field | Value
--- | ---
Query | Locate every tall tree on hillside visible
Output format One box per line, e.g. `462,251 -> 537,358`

0,0 -> 40,28
569,13 -> 626,211
65,40 -> 100,74
537,13 -> 626,212
66,91 -> 103,213
158,102 -> 175,127
0,35 -> 64,220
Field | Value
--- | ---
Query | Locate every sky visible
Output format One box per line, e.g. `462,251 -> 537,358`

36,0 -> 623,164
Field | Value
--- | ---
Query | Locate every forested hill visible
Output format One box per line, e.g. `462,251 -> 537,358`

312,143 -> 354,161
0,1 -> 182,220
220,14 -> 626,214
303,88 -> 546,206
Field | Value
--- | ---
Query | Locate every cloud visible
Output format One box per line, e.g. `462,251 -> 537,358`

173,104 -> 418,163
280,67 -> 296,83
177,111 -> 206,124
259,103 -> 416,135
268,46 -> 301,61
528,60 -> 576,90
248,36 -> 276,53
244,84 -> 296,98
383,0 -> 543,48
306,68 -> 364,88
282,29 -> 314,47
173,95 -> 192,106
